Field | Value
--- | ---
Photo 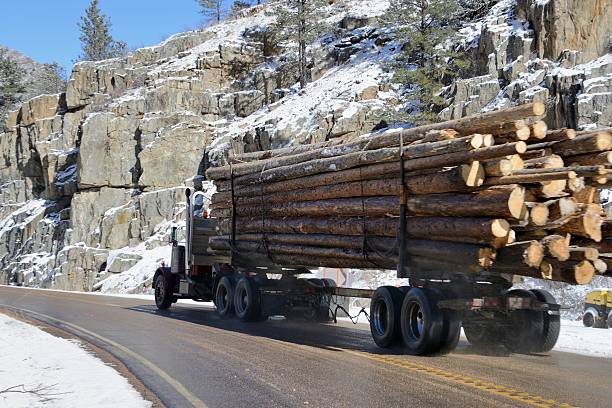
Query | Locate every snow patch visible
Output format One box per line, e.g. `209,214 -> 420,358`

0,314 -> 151,408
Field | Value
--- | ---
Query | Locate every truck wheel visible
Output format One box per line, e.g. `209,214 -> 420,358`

215,276 -> 235,317
400,288 -> 444,355
154,273 -> 175,310
370,286 -> 404,348
463,323 -> 502,347
502,289 -> 542,354
437,310 -> 461,354
234,277 -> 261,321
530,289 -> 560,352
321,278 -> 336,287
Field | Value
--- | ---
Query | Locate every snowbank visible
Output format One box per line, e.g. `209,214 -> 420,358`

0,314 -> 151,408
554,320 -> 612,359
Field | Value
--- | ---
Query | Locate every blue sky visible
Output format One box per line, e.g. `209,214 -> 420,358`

0,0 -> 234,74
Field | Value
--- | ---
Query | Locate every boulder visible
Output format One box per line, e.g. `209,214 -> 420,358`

106,253 -> 142,274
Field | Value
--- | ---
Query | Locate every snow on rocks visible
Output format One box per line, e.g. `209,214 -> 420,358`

0,314 -> 151,408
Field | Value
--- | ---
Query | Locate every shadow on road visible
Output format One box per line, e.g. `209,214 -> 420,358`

125,304 -> 526,358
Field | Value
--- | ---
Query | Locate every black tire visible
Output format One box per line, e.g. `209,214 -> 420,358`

583,312 -> 595,327
321,278 -> 336,287
530,289 -> 561,352
234,277 -> 262,321
463,323 -> 503,347
607,313 -> 612,329
154,273 -> 174,310
370,286 -> 404,348
400,288 -> 445,355
502,289 -> 543,354
438,310 -> 462,354
215,276 -> 235,317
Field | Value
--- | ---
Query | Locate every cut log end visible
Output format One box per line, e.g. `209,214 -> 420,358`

492,219 -> 511,238
462,161 -> 485,187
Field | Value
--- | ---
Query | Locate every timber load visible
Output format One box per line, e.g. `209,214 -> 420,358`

205,102 -> 611,285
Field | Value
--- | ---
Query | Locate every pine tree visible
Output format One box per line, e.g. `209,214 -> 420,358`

77,0 -> 127,62
197,0 -> 224,23
34,62 -> 67,95
273,0 -> 329,89
0,50 -> 25,129
386,0 -> 470,124
230,0 -> 252,18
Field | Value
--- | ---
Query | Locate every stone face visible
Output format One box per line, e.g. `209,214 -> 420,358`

139,123 -> 210,189
69,187 -> 133,246
138,187 -> 186,239
19,94 -> 61,127
77,113 -> 139,188
516,0 -> 612,64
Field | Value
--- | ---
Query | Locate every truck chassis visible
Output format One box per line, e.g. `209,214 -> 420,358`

153,190 -> 561,355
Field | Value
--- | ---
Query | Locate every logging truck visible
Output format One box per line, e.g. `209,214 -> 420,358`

153,188 -> 562,355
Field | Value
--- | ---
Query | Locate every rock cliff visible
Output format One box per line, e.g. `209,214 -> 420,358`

0,0 -> 609,294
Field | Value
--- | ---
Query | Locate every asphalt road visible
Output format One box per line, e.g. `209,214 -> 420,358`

1,285 -> 610,408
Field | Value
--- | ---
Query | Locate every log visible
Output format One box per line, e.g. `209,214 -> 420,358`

558,208 -> 603,242
567,247 -> 599,262
526,202 -> 549,226
540,259 -> 595,285
542,197 -> 578,221
210,235 -> 495,268
552,132 -> 612,157
225,139 -> 506,186
209,133 -> 486,180
212,188 -> 526,220
212,162 -> 484,203
422,129 -> 459,142
217,216 -> 511,242
540,235 -> 570,261
572,186 -> 599,204
529,120 -> 548,140
545,128 -> 576,142
483,157 -> 514,176
524,155 -> 564,170
565,151 -> 612,166
593,259 -> 608,275
494,241 -> 544,268
484,171 -> 575,186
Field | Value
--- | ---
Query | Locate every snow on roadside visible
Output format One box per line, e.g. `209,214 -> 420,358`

554,320 -> 612,359
0,314 -> 151,408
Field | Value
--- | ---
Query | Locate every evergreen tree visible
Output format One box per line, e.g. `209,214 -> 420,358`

34,62 -> 67,95
77,0 -> 127,62
197,0 -> 224,23
230,0 -> 252,18
273,0 -> 329,89
386,0 -> 470,124
0,50 -> 25,129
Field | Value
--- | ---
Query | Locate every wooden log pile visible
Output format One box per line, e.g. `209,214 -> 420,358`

205,102 -> 611,285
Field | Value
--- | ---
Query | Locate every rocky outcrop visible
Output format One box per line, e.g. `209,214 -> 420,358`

0,0 -> 394,292
443,0 -> 612,130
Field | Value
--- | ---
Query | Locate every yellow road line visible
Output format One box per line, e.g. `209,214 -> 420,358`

345,350 -> 579,408
1,305 -> 208,408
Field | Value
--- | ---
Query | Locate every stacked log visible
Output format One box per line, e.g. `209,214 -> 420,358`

205,102 -> 610,285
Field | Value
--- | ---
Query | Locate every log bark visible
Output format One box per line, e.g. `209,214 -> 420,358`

210,235 -> 495,268
565,151 -> 612,166
540,259 -> 595,285
552,132 -> 612,157
212,187 -> 526,220
494,241 -> 544,268
558,208 -> 603,242
545,128 -> 576,142
540,235 -> 570,261
217,216 -> 511,242
567,247 -> 599,262
212,162 -> 484,204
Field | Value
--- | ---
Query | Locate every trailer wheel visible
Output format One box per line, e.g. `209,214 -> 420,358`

502,289 -> 542,354
400,288 -> 444,355
463,323 -> 502,347
530,289 -> 560,352
215,276 -> 235,317
370,286 -> 404,348
154,273 -> 174,310
437,310 -> 461,354
234,277 -> 262,321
